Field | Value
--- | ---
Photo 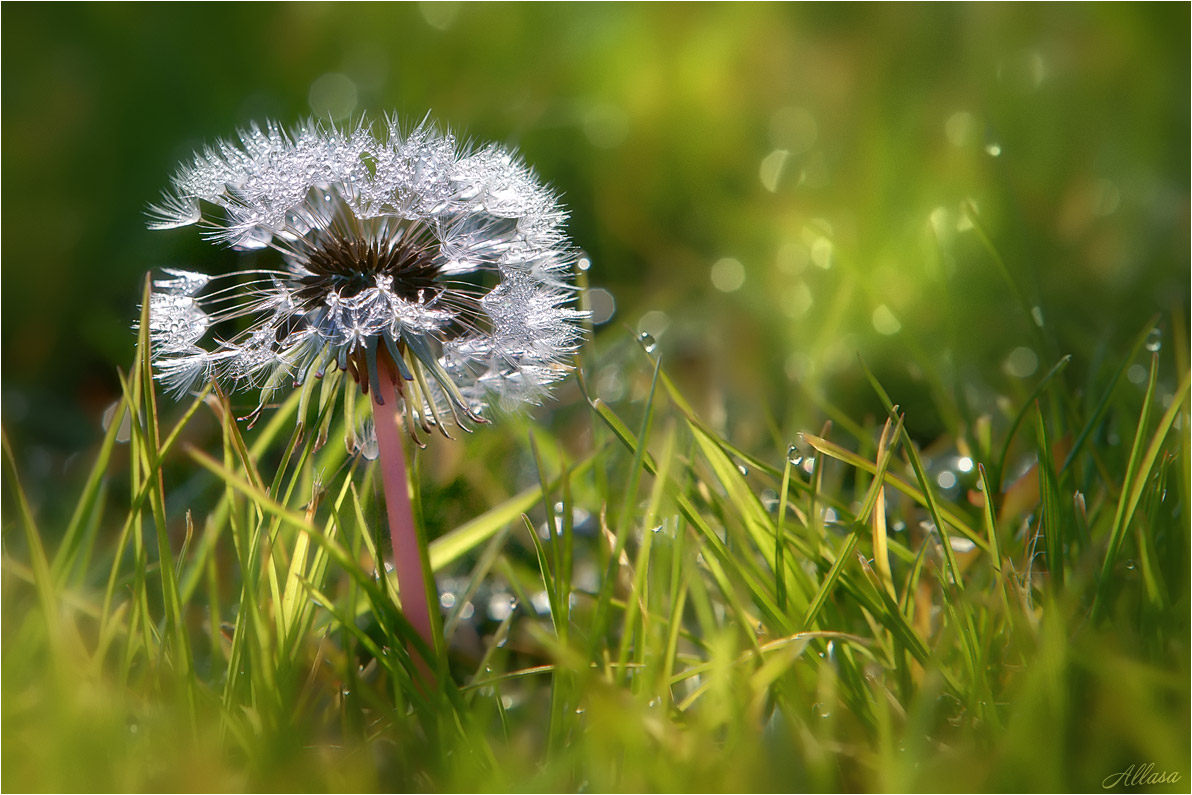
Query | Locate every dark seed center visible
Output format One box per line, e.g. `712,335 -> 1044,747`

296,235 -> 441,304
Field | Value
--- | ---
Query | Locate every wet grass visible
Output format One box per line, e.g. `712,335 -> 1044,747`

2,255 -> 1188,792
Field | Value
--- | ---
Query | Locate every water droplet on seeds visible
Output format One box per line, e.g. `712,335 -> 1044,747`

638,332 -> 657,353
1145,328 -> 1162,353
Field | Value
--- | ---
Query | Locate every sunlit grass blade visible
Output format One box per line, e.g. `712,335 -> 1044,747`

429,450 -> 599,572
1034,402 -> 1065,589
587,395 -> 785,634
800,433 -> 987,555
993,354 -> 1071,492
2,430 -> 62,658
1060,315 -> 1159,479
1093,361 -> 1190,618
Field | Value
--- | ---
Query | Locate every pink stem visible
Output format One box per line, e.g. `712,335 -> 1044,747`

372,376 -> 436,684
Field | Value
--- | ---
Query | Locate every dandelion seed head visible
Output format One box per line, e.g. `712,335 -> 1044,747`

145,115 -> 587,437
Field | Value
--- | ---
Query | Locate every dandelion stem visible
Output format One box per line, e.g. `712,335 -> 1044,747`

373,375 -> 438,686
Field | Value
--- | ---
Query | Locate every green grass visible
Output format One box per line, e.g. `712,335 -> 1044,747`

3,262 -> 1188,792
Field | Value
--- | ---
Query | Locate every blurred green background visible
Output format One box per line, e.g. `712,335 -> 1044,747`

2,2 -> 1188,473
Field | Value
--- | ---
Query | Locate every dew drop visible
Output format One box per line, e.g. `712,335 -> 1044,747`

787,444 -> 802,466
737,462 -> 749,477
985,143 -> 1003,157
1030,305 -> 1045,328
638,332 -> 657,353
1125,559 -> 1136,571
1145,328 -> 1162,353
577,256 -> 592,272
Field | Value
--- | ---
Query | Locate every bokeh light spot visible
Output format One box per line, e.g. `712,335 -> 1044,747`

871,304 -> 902,336
711,258 -> 746,292
810,237 -> 834,269
420,1 -> 460,30
782,283 -> 813,318
584,103 -> 629,148
637,310 -> 671,339
945,111 -> 978,147
587,287 -> 616,325
308,73 -> 358,120
759,149 -> 790,193
1004,346 -> 1039,378
769,106 -> 818,153
777,241 -> 810,274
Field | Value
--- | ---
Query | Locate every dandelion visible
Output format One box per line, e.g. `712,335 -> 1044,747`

145,115 -> 587,678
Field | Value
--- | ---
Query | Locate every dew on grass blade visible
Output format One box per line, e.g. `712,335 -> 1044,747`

638,332 -> 657,353
787,444 -> 802,466
1146,327 -> 1162,352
